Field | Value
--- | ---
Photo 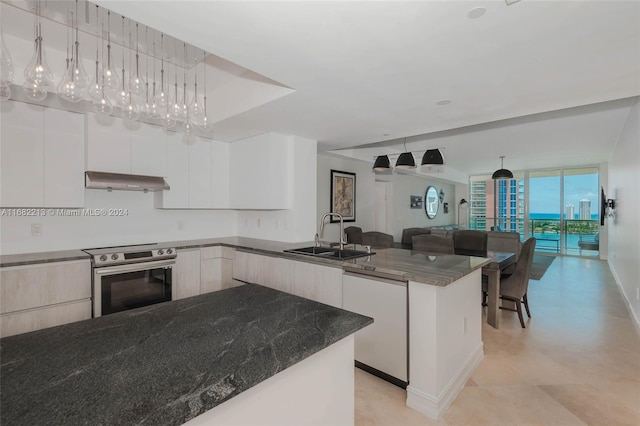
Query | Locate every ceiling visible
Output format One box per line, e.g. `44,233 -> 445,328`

39,1 -> 640,179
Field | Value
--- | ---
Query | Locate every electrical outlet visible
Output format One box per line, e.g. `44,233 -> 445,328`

31,223 -> 42,237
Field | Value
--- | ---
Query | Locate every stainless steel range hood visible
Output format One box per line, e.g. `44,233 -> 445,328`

85,171 -> 170,192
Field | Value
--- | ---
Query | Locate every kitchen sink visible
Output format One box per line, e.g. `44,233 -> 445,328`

284,246 -> 373,260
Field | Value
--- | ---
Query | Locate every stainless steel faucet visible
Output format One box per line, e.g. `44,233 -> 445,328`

318,212 -> 347,250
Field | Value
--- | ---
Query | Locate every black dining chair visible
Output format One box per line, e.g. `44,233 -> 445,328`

412,234 -> 455,254
361,231 -> 394,248
452,230 -> 488,257
344,226 -> 363,244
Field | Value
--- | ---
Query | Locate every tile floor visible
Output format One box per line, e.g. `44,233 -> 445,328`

355,256 -> 640,425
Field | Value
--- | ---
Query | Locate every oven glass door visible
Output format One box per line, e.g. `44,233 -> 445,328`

94,261 -> 173,317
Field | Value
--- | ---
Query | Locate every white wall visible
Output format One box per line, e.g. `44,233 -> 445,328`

316,154 -> 375,243
385,173 -> 457,241
237,135 -> 317,243
608,97 -> 640,328
0,190 -> 238,254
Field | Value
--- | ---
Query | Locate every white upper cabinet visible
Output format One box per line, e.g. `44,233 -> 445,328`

86,114 -> 167,177
230,132 -> 292,209
156,134 -> 231,209
43,108 -> 85,207
188,136 -> 213,208
0,101 -> 84,208
130,122 -> 168,177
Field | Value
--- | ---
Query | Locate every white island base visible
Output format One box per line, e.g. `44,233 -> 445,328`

406,269 -> 484,419
185,335 -> 356,426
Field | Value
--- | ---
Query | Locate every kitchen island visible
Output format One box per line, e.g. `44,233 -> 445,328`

0,284 -> 372,425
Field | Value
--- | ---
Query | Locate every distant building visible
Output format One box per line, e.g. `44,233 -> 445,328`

579,199 -> 591,220
566,204 -> 575,220
470,178 -> 524,232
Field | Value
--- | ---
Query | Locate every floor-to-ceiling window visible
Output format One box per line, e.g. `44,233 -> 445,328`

469,167 -> 599,257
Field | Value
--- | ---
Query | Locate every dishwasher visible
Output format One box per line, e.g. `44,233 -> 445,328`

342,268 -> 408,388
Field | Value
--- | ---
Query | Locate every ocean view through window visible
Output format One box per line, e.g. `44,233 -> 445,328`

469,167 -> 599,257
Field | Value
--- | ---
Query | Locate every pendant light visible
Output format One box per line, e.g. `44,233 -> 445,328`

188,56 -> 205,127
101,11 -> 120,92
87,5 -> 102,102
129,23 -> 145,98
23,1 -> 54,101
200,51 -> 212,132
395,138 -> 416,169
58,1 -> 89,103
0,29 -> 14,101
168,41 -> 184,124
372,155 -> 391,172
421,149 -> 444,166
140,28 -> 154,118
91,15 -> 112,115
491,155 -> 514,180
114,16 -> 129,109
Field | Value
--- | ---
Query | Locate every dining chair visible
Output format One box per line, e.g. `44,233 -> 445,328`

452,230 -> 488,257
361,231 -> 394,248
411,234 -> 455,254
344,226 -> 363,244
491,237 -> 537,328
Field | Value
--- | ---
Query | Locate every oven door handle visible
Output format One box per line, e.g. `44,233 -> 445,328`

94,259 -> 176,276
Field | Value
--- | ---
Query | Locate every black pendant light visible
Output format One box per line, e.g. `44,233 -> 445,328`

372,155 -> 392,172
395,138 -> 416,169
421,149 -> 444,166
491,155 -> 514,179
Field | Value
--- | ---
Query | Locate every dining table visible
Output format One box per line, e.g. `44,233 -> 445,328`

482,250 -> 517,329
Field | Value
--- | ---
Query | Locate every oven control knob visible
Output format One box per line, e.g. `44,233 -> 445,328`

166,249 -> 173,254
100,255 -> 107,262
158,249 -> 164,255
111,254 -> 119,260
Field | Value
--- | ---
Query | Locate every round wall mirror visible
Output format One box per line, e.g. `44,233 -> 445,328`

425,186 -> 439,219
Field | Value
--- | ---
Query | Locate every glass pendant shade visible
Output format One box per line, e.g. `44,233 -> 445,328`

182,119 -> 194,137
23,33 -> 53,101
491,156 -> 514,179
169,81 -> 185,122
161,110 -> 176,128
87,61 -> 102,102
372,155 -> 391,172
140,82 -> 154,118
57,58 -> 89,103
0,31 -> 12,101
114,70 -> 130,109
189,93 -> 205,127
396,152 -> 416,169
421,149 -> 444,166
92,96 -> 113,115
129,48 -> 145,97
122,99 -> 139,121
200,115 -> 213,132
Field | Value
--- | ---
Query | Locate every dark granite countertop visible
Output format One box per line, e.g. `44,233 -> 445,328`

0,284 -> 372,426
0,237 -> 489,287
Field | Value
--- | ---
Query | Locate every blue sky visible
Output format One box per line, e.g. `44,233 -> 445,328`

529,173 -> 599,215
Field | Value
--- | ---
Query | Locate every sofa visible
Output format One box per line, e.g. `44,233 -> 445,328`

400,225 -> 461,247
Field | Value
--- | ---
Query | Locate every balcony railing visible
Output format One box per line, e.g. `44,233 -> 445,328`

468,217 -> 599,257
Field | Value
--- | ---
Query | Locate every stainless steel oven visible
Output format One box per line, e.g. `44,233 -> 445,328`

84,245 -> 176,317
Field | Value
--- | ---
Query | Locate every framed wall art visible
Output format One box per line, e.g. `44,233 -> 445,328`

330,169 -> 356,222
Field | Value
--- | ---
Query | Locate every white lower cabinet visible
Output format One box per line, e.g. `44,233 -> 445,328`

175,246 -> 234,299
342,272 -> 408,383
174,249 -> 201,300
200,246 -> 234,294
232,251 -> 343,308
0,260 -> 92,337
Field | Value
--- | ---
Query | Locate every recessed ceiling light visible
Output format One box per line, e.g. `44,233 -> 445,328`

467,7 -> 486,19
436,99 -> 451,106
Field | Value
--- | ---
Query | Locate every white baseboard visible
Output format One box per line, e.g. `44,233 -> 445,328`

608,261 -> 640,337
406,342 -> 484,419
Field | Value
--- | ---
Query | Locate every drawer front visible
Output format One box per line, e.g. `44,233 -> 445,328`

0,299 -> 91,338
0,260 -> 91,314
